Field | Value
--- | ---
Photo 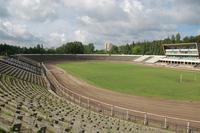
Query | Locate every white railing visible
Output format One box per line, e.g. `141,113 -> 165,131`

166,49 -> 198,52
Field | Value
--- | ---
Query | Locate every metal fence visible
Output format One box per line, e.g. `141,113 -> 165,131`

41,63 -> 200,133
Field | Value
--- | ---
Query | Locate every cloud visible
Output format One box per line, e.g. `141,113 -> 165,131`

169,0 -> 200,24
121,0 -> 143,14
0,0 -> 9,18
72,0 -> 200,46
0,20 -> 44,46
8,0 -> 59,22
48,32 -> 66,47
73,30 -> 86,42
63,0 -> 128,22
0,0 -> 200,48
74,0 -> 177,45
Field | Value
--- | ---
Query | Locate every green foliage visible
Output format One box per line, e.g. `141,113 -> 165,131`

118,44 -> 132,54
59,41 -> 84,54
56,46 -> 65,54
58,61 -> 200,101
171,35 -> 176,43
94,49 -> 106,54
84,43 -> 95,54
0,42 -> 94,55
132,45 -> 142,54
0,43 -> 44,55
46,48 -> 56,54
110,45 -> 119,54
176,33 -> 181,43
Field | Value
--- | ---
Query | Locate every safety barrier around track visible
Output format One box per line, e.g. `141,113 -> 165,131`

41,63 -> 200,133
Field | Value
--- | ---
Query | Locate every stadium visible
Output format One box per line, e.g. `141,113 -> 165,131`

0,43 -> 200,133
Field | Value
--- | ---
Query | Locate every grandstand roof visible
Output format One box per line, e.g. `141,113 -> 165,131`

163,42 -> 198,46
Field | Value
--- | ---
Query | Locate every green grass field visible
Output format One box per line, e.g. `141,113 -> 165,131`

57,61 -> 200,101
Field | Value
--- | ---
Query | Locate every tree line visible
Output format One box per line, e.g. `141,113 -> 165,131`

1,33 -> 200,56
0,42 -> 95,56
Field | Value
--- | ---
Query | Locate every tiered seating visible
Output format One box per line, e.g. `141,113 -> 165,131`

0,60 -> 46,87
2,57 -> 41,75
0,56 -> 172,132
0,74 -> 170,133
134,55 -> 151,62
146,56 -> 165,63
194,64 -> 200,68
12,55 -> 40,68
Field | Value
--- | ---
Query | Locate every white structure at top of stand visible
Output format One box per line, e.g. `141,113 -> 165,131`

159,42 -> 200,64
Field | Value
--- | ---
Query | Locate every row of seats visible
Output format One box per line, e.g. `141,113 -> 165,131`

0,61 -> 46,87
11,55 -> 41,67
2,57 -> 41,75
0,74 -> 171,133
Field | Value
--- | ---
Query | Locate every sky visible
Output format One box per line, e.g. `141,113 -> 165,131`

0,0 -> 200,49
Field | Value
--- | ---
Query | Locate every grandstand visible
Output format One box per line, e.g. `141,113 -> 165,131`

0,56 -> 172,132
159,43 -> 200,66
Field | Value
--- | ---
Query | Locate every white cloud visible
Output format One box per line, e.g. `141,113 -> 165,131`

8,0 -> 58,22
0,20 -> 43,46
63,0 -> 115,10
0,0 -> 9,18
78,16 -> 93,25
48,32 -> 66,47
74,30 -> 86,42
63,0 -> 127,22
2,21 -> 26,36
121,0 -> 143,14
0,0 -> 200,48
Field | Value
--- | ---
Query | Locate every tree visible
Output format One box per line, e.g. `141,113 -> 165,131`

94,49 -> 106,54
163,37 -> 171,44
132,45 -> 142,54
84,43 -> 95,54
88,43 -> 95,53
129,41 -> 135,51
47,48 -> 56,54
183,36 -> 190,43
171,35 -> 176,43
118,44 -> 131,54
175,33 -> 181,43
194,35 -> 200,43
56,46 -> 65,54
64,41 -> 84,54
110,45 -> 119,54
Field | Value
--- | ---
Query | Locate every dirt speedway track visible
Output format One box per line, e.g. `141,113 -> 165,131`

47,62 -> 200,128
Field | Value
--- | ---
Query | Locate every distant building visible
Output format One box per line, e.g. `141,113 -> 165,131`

105,42 -> 113,52
159,42 -> 200,65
